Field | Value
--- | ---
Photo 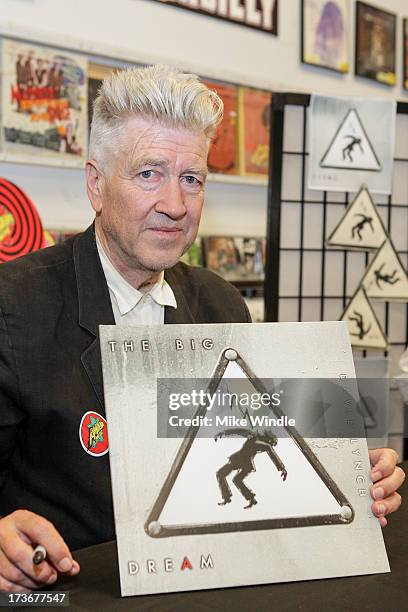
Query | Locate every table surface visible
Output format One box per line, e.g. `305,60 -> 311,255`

29,462 -> 408,611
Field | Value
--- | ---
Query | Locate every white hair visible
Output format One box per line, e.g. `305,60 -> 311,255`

89,64 -> 223,170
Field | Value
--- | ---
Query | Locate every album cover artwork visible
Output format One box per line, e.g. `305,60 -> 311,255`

301,0 -> 349,73
100,322 -> 389,597
203,80 -> 238,174
355,2 -> 396,86
239,88 -> 271,176
203,236 -> 264,282
1,38 -> 87,167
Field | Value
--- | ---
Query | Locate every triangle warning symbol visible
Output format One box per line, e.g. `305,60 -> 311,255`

327,186 -> 388,250
320,109 -> 381,172
146,349 -> 354,538
340,287 -> 388,350
361,238 -> 408,301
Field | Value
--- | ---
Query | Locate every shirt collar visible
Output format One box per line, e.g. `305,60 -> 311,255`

96,236 -> 177,316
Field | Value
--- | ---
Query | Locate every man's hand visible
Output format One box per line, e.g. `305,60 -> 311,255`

0,510 -> 80,592
369,448 -> 405,527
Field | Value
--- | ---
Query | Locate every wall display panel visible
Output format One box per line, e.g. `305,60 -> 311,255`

301,251 -> 322,296
355,2 -> 397,86
265,94 -> 408,382
345,251 -> 367,295
278,250 -> 300,298
303,204 -> 323,249
278,298 -> 300,322
301,0 -> 350,73
301,297 -> 322,321
0,38 -> 87,167
391,160 -> 408,205
280,202 -> 301,249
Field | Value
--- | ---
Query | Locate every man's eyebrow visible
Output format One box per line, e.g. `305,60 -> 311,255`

132,157 -> 170,168
183,166 -> 208,179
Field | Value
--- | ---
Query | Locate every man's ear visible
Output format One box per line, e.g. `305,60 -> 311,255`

86,160 -> 104,213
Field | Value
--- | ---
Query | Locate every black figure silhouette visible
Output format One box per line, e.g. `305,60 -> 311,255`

374,263 -> 400,289
351,214 -> 374,240
343,135 -> 363,162
348,310 -> 372,340
215,428 -> 287,509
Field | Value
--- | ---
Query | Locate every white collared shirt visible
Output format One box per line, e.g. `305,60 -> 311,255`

96,237 -> 177,325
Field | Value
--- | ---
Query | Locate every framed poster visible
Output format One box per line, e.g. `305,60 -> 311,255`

149,0 -> 278,36
202,80 -> 238,175
404,19 -> 408,90
355,2 -> 396,86
239,88 -> 271,176
308,94 -> 396,194
0,38 -> 87,167
301,0 -> 350,73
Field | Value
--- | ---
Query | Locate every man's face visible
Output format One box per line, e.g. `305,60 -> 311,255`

88,117 -> 208,283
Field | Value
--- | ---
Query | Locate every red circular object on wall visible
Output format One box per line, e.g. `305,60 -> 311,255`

0,178 -> 44,263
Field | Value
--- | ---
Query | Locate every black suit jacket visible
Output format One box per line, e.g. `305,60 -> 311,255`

0,225 -> 250,549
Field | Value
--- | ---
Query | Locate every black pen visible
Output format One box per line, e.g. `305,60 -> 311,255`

33,545 -> 47,565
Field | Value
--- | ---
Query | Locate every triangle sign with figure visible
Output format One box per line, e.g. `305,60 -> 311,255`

320,108 -> 381,172
327,186 -> 388,250
340,287 -> 388,350
361,238 -> 408,301
145,348 -> 354,538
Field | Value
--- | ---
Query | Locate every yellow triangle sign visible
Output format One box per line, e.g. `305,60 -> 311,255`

327,186 -> 387,250
362,238 -> 408,301
340,287 -> 388,349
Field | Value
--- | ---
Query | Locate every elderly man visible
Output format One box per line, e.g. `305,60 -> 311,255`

0,65 -> 404,592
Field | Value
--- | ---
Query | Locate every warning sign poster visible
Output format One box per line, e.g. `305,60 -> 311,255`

100,322 -> 389,597
308,94 -> 396,194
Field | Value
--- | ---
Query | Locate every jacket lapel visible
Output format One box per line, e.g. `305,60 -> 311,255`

73,229 -> 195,407
73,226 -> 115,410
164,266 -> 196,324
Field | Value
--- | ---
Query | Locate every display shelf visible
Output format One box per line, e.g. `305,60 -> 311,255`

207,172 -> 267,187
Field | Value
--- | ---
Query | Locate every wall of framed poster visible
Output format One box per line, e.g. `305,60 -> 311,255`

355,2 -> 397,86
301,0 -> 350,74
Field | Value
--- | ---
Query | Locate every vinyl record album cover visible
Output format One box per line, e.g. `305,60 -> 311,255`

1,38 -> 87,167
203,236 -> 264,282
100,322 -> 389,597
